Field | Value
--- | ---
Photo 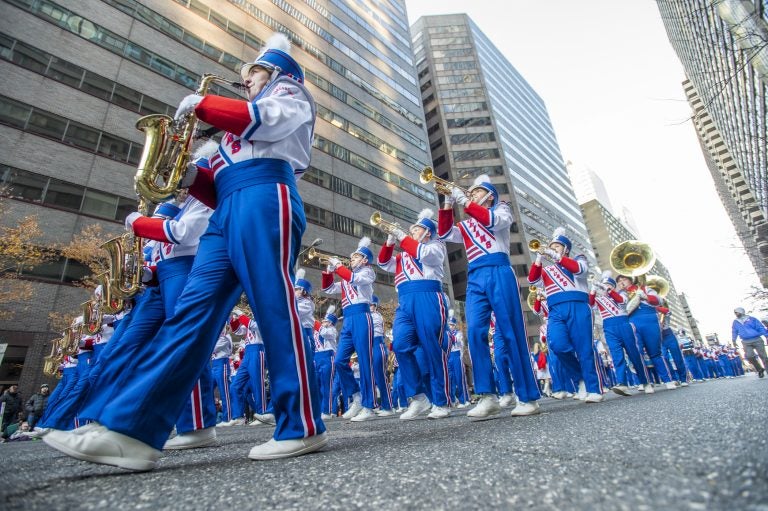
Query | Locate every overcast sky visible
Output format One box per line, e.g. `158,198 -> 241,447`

405,0 -> 763,343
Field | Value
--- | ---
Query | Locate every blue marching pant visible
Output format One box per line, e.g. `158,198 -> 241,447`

334,303 -> 375,409
44,351 -> 93,430
211,358 -> 232,422
718,355 -> 734,377
684,354 -> 703,380
314,350 -> 335,415
96,169 -> 324,449
629,312 -> 672,383
392,367 -> 408,408
448,350 -> 469,404
229,365 -> 249,419
392,281 -> 450,406
661,328 -> 688,382
493,331 -> 515,395
546,297 -> 601,394
603,317 -> 648,386
230,344 -> 271,418
465,257 -> 541,402
414,346 -> 432,401
372,336 -> 393,410
331,371 -> 345,415
175,368 -> 217,434
37,366 -> 78,428
548,351 -> 575,393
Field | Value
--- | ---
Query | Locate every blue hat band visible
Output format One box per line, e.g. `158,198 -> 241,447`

551,235 -> 572,252
416,218 -> 437,238
255,48 -> 304,83
324,313 -> 338,325
602,277 -> 617,288
354,247 -> 373,261
295,278 -> 312,293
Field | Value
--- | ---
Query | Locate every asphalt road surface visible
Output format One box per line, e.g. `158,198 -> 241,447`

2,375 -> 766,510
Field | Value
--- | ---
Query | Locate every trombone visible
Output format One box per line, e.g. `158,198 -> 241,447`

419,166 -> 469,197
370,211 -> 403,235
306,247 -> 350,267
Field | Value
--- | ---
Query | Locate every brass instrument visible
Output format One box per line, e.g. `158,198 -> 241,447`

62,325 -> 82,356
528,239 -> 556,264
609,240 -> 655,314
306,247 -> 350,267
419,166 -> 469,197
370,211 -> 403,235
81,299 -> 101,335
42,336 -> 64,377
102,231 -> 145,299
526,285 -> 540,310
645,275 -> 670,298
95,271 -> 124,314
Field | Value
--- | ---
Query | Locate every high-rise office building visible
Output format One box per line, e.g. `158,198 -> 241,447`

411,14 -> 594,344
579,198 -> 692,334
0,0 -> 435,393
656,0 -> 768,286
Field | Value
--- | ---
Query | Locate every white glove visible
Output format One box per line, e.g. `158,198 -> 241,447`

326,264 -> 335,273
391,228 -> 407,242
544,248 -> 560,261
180,162 -> 199,189
590,284 -> 599,294
125,212 -> 142,230
141,266 -> 154,283
174,94 -> 203,122
444,194 -> 455,208
328,257 -> 341,269
386,233 -> 397,246
636,289 -> 647,300
451,186 -> 469,207
535,253 -> 542,265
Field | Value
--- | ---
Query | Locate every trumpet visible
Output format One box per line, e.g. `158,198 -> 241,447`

306,247 -> 350,267
419,166 -> 469,197
370,211 -> 403,235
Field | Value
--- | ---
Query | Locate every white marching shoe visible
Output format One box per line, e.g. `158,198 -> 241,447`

611,385 -> 631,396
350,407 -> 376,422
252,413 -> 276,425
498,393 -> 517,408
551,391 -> 569,400
585,392 -> 604,403
680,382 -> 689,387
456,402 -> 471,409
321,413 -> 333,421
664,381 -> 678,390
643,384 -> 655,394
342,394 -> 363,419
248,432 -> 328,461
400,394 -> 431,420
427,405 -> 451,419
163,427 -> 217,450
574,381 -> 587,401
466,395 -> 501,420
375,408 -> 395,417
510,401 -> 540,416
44,425 -> 161,472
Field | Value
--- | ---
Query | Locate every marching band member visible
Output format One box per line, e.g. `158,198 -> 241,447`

534,292 -> 572,398
439,175 -> 540,418
36,345 -> 78,432
678,330 -> 703,382
731,306 -> 768,378
617,275 -> 677,390
210,325 -> 234,426
447,312 -> 470,408
323,236 -> 377,422
369,296 -> 395,416
529,228 -> 602,402
46,34 -> 325,468
588,271 -> 649,395
378,209 -> 451,420
489,312 -> 517,408
316,306 -> 339,420
294,268 -> 316,356
658,304 -> 689,385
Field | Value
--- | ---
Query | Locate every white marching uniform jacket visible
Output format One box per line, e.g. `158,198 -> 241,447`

590,289 -> 629,319
371,310 -> 384,338
449,329 -> 464,352
317,325 -> 338,352
377,237 -> 445,288
134,197 -> 213,265
296,295 -> 316,329
212,329 -> 233,360
322,266 -> 375,308
437,202 -> 513,264
231,316 -> 264,345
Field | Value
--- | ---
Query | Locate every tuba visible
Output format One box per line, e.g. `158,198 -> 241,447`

370,211 -> 403,235
306,248 -> 350,267
419,166 -> 469,197
42,336 -> 64,377
645,275 -> 670,298
81,299 -> 102,335
102,231 -> 145,299
610,240 -> 655,314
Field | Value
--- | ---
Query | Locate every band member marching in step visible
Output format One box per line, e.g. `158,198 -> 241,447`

210,325 -> 234,426
439,175 -> 541,419
316,306 -> 339,420
322,236 -> 377,422
447,311 -> 470,408
369,296 -> 395,416
589,271 -> 649,396
658,303 -> 689,385
529,227 -> 603,403
378,209 -> 452,420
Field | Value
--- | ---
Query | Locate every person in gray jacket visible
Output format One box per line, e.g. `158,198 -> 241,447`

732,307 -> 768,378
25,384 -> 50,429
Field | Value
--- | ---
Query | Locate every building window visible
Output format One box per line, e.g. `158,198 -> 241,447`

446,117 -> 491,128
450,132 -> 496,145
452,149 -> 500,161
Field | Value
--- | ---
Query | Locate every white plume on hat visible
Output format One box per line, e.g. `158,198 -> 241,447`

193,139 -> 220,160
357,236 -> 371,249
601,270 -> 613,280
295,268 -> 306,280
473,174 -> 490,187
262,32 -> 291,54
418,208 -> 435,221
449,308 -> 455,317
325,305 -> 336,316
552,227 -> 567,238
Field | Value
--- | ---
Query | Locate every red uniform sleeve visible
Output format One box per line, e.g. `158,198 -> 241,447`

588,293 -> 596,306
464,202 -> 490,226
559,256 -> 580,273
608,290 -> 624,303
335,266 -> 353,282
646,292 -> 660,306
533,298 -> 542,313
188,166 -> 217,209
195,95 -> 254,136
438,209 -> 455,237
229,317 -> 240,332
378,244 -> 394,264
528,263 -> 542,282
399,237 -> 419,258
321,272 -> 335,289
132,217 -> 170,242
656,306 -> 670,314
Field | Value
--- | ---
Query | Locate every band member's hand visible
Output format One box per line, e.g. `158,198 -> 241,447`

125,212 -> 142,230
535,253 -> 543,265
544,248 -> 560,261
386,233 -> 397,246
636,289 -> 647,300
451,186 -> 469,207
391,228 -> 407,242
590,283 -> 598,294
141,267 -> 154,283
174,94 -> 203,121
444,194 -> 455,208
328,257 -> 341,269
180,162 -> 199,188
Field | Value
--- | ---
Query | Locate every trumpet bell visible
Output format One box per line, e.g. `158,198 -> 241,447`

645,275 -> 670,298
609,240 -> 656,277
526,291 -> 537,310
528,239 -> 542,251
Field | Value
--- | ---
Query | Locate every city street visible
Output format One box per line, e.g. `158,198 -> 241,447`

2,375 -> 766,510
